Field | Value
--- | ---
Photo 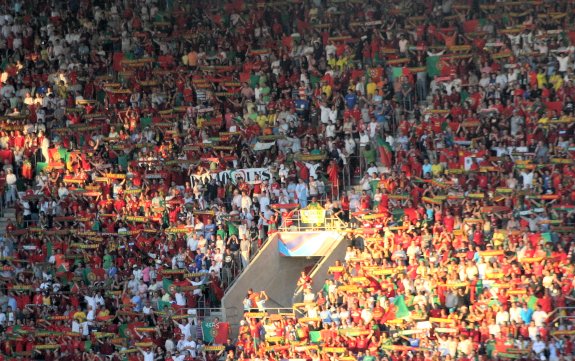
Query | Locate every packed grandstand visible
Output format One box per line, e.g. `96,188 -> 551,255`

0,0 -> 575,360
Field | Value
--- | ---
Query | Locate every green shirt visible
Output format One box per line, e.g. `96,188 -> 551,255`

103,254 -> 113,270
118,155 -> 128,169
486,340 -> 495,358
250,74 -> 260,89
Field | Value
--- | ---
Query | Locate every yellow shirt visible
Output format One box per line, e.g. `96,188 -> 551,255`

328,58 -> 337,69
536,72 -> 547,89
493,231 -> 505,247
550,74 -> 563,91
321,84 -> 332,98
256,114 -> 268,129
267,113 -> 277,125
366,82 -> 377,97
431,163 -> 443,176
336,57 -> 349,70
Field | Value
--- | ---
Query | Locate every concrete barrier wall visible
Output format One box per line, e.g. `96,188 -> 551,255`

306,234 -> 349,295
222,234 -> 318,335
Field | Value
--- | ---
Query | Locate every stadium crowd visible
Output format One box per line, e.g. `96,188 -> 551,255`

0,0 -> 574,360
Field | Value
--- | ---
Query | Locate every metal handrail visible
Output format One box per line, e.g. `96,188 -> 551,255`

238,307 -> 304,317
291,231 -> 347,302
551,315 -> 575,327
550,307 -> 575,326
278,211 -> 347,232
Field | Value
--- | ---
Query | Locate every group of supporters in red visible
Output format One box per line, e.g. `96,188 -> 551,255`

0,0 -> 574,360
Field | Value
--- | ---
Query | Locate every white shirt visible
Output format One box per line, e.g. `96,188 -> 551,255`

22,201 -> 32,216
232,194 -> 242,208
532,310 -> 548,327
81,321 -> 89,336
178,339 -> 197,356
359,133 -> 370,147
532,340 -> 546,354
495,310 -> 510,325
141,350 -> 154,361
305,163 -> 321,180
528,325 -> 539,341
72,320 -> 81,333
5,173 -> 16,186
556,55 -> 570,72
84,295 -> 98,311
520,171 -> 533,189
177,322 -> 193,339
175,292 -> 186,306
240,195 -> 252,210
320,105 -> 330,124
326,123 -> 336,138
488,323 -> 500,336
345,138 -> 356,154
509,306 -> 522,323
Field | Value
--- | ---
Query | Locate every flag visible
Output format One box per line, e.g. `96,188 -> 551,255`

376,136 -> 393,167
391,67 -> 403,80
36,161 -> 48,173
227,221 -> 239,236
426,56 -> 441,77
381,295 -> 411,322
163,278 -> 174,292
310,331 -> 322,344
202,321 -> 230,344
157,299 -> 172,311
46,241 -> 53,259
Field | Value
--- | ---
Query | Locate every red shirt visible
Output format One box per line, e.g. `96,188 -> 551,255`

538,295 -> 553,313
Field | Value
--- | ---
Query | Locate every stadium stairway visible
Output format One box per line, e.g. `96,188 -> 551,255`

222,230 -> 348,338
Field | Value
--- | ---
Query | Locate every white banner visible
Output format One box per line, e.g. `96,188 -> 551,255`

253,141 -> 276,151
190,167 -> 272,188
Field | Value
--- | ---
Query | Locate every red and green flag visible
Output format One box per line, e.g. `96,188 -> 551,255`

163,278 -> 174,293
391,67 -> 404,80
201,321 -> 230,344
426,56 -> 441,77
376,136 -> 393,167
381,295 -> 411,322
